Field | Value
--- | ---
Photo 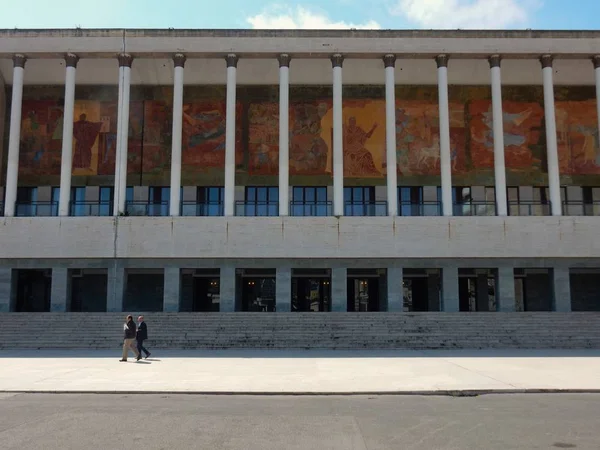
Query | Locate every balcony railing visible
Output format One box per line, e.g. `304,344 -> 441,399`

15,201 -> 58,217
344,201 -> 388,217
125,201 -> 169,217
235,201 -> 279,217
562,201 -> 600,217
70,201 -> 113,217
398,201 -> 442,217
508,201 -> 551,217
289,201 -> 333,217
453,201 -> 497,217
181,201 -> 224,217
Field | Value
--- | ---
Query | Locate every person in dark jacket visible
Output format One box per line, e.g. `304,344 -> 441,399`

136,315 -> 151,359
120,315 -> 141,362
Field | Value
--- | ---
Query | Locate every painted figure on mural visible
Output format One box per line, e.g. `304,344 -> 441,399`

21,111 -> 47,165
290,103 -> 329,174
343,117 -> 380,176
182,104 -> 226,167
72,114 -> 102,169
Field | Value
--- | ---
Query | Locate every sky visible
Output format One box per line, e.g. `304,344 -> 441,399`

0,0 -> 598,30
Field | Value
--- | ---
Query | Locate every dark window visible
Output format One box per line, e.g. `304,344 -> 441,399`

16,187 -> 37,203
291,186 -> 328,216
99,187 -> 113,216
398,186 -> 424,216
244,187 -> 278,216
195,187 -> 224,216
148,187 -> 170,216
344,186 -> 380,216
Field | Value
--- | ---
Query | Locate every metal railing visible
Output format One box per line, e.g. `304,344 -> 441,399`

70,201 -> 113,217
453,201 -> 497,217
344,201 -> 388,217
398,201 -> 442,217
289,201 -> 333,217
235,201 -> 279,217
181,201 -> 224,217
125,201 -> 169,217
508,201 -> 551,217
562,201 -> 600,217
15,201 -> 59,217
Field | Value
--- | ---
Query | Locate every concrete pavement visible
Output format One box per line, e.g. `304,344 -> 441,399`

1,349 -> 600,394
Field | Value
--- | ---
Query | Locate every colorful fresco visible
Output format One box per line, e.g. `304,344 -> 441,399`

469,100 -> 544,172
248,103 -> 279,176
289,101 -> 331,176
395,101 -> 467,176
556,100 -> 600,175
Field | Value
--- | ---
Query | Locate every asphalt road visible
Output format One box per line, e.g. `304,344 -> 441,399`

0,393 -> 598,449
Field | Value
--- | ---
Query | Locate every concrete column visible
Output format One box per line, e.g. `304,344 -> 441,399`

441,266 -> 459,312
489,55 -> 508,217
553,267 -> 572,312
0,268 -> 14,312
224,54 -> 238,217
497,267 -> 516,312
331,267 -> 347,312
50,268 -> 70,312
113,54 -> 133,216
107,263 -> 125,312
331,54 -> 344,217
58,54 -> 79,217
387,267 -> 403,312
4,55 -> 26,217
278,54 -> 290,216
436,55 -> 453,217
476,273 -> 489,312
163,267 -> 181,312
383,55 -> 398,216
593,57 -> 600,163
276,266 -> 291,312
169,54 -> 186,216
220,266 -> 236,312
540,55 -> 562,216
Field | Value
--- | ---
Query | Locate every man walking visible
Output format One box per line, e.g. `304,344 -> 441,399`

120,315 -> 140,362
136,315 -> 151,359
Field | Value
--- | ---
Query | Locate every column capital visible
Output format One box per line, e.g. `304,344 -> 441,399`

12,54 -> 27,69
277,53 -> 291,68
592,55 -> 600,69
173,53 -> 186,68
331,53 -> 344,68
65,53 -> 79,68
226,53 -> 238,68
383,54 -> 396,68
540,54 -> 553,69
117,53 -> 133,68
435,54 -> 449,68
488,54 -> 501,68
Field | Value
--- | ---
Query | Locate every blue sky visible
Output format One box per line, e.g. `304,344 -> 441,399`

0,0 -> 598,30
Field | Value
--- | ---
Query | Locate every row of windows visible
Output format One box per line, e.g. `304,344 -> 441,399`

9,185 -> 599,217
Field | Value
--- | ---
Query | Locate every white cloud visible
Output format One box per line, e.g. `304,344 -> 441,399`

392,0 -> 537,29
247,6 -> 381,29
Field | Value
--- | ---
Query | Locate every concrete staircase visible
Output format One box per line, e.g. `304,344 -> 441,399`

1,312 -> 600,349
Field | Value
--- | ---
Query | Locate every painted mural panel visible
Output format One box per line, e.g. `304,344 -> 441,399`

19,99 -> 143,178
180,101 -> 243,178
142,101 -> 172,175
289,101 -> 331,176
469,100 -> 544,173
556,100 -> 600,175
248,102 -> 279,176
395,100 -> 467,176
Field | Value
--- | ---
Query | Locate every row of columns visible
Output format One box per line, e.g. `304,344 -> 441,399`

0,264 -> 571,313
3,53 -> 600,217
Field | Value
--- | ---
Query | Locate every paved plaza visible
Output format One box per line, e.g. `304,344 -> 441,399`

1,349 -> 599,394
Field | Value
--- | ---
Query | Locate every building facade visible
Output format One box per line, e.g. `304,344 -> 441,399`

0,29 -> 600,315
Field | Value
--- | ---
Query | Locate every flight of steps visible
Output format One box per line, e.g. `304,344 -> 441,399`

1,312 -> 600,349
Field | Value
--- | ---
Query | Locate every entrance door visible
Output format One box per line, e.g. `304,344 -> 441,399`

193,277 -> 220,312
16,270 -> 51,312
242,277 -> 276,312
292,278 -> 331,312
347,277 -> 380,312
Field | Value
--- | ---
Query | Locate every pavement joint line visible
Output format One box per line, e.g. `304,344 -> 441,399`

2,389 -> 600,396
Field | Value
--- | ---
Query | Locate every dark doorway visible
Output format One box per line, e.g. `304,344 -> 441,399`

403,275 -> 430,311
16,269 -> 51,312
193,276 -> 220,312
347,270 -> 381,312
70,270 -> 107,312
292,277 -> 331,311
124,270 -> 164,312
458,269 -> 497,312
242,274 -> 276,312
516,269 -> 552,312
